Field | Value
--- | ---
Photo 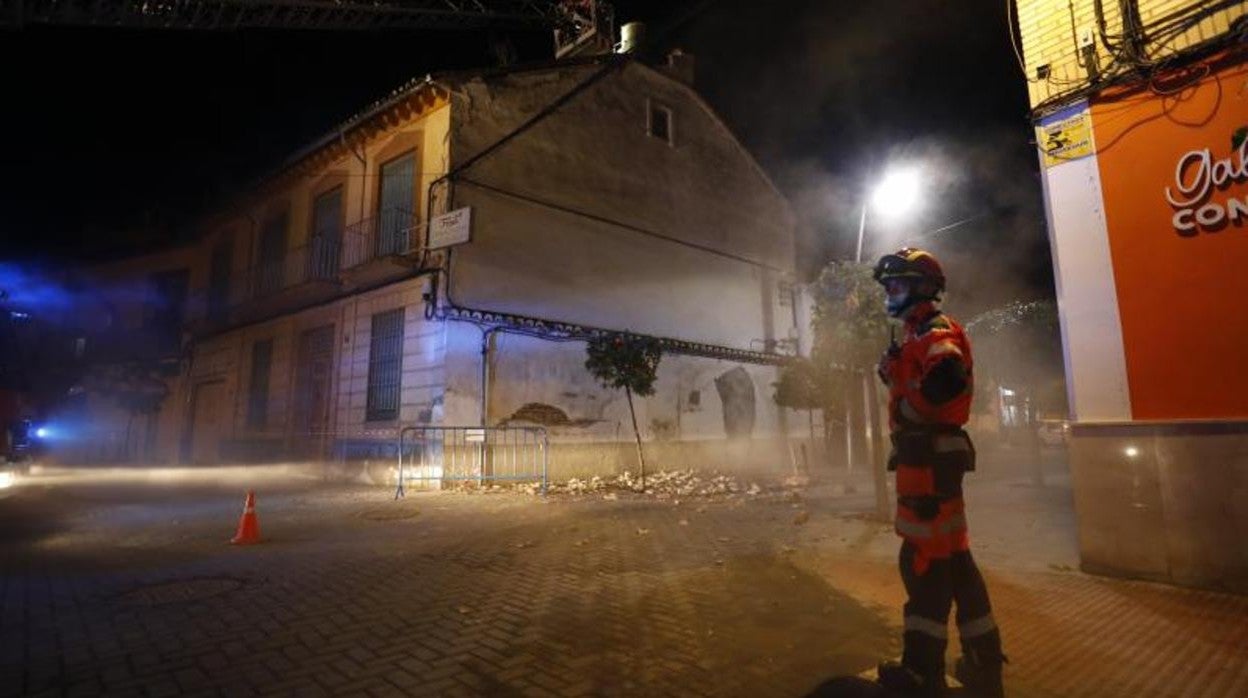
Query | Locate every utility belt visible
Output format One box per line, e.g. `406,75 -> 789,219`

897,494 -> 964,521
887,426 -> 976,473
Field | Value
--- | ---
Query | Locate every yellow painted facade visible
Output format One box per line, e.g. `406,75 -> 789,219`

190,93 -> 452,303
1015,0 -> 1245,109
72,91 -> 455,464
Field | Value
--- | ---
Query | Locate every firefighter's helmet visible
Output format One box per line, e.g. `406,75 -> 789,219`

873,247 -> 945,317
873,247 -> 945,290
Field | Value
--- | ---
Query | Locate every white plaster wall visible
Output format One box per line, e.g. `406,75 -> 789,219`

440,321 -> 488,428
466,332 -> 797,474
447,188 -> 779,348
1038,107 -> 1131,422
445,61 -> 797,350
332,278 -> 446,436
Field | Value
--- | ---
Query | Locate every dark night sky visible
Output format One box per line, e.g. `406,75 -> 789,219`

0,0 -> 1047,309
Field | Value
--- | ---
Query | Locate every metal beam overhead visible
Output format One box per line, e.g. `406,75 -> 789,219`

1,0 -> 563,31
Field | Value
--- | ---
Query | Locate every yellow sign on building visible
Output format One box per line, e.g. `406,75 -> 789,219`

1037,105 -> 1093,167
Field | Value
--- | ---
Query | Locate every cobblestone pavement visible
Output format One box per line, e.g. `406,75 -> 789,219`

1,461 -> 1246,697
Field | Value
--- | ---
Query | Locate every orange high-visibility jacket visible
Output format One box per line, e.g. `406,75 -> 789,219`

882,302 -> 974,431
879,302 -> 975,573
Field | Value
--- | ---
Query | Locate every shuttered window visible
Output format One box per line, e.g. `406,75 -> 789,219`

309,187 -> 342,280
256,212 -> 288,296
366,309 -> 404,421
377,152 -> 415,256
648,101 -> 673,145
247,339 -> 273,429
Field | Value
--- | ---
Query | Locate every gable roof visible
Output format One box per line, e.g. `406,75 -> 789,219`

624,61 -> 794,228
278,53 -> 616,177
215,52 -> 794,237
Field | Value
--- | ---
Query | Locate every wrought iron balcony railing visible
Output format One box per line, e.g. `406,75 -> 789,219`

182,211 -> 426,333
343,207 -> 425,270
248,235 -> 342,300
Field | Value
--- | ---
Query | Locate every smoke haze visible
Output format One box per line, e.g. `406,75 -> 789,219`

647,0 -> 1052,315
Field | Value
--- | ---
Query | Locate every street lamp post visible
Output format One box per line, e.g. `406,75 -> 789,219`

855,202 -> 869,263
853,165 -> 921,519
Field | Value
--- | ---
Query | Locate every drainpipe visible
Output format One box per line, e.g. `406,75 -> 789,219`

481,326 -> 499,427
339,128 -> 368,223
478,326 -> 501,486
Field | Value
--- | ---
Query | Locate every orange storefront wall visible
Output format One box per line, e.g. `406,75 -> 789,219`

1091,57 -> 1248,420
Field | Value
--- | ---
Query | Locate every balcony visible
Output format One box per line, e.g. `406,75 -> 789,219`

185,236 -> 342,335
184,212 -> 427,337
238,237 -> 343,322
341,207 -> 426,287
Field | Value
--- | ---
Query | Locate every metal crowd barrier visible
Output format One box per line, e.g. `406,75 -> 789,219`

395,425 -> 548,499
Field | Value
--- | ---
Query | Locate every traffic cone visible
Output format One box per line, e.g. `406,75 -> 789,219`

230,490 -> 261,545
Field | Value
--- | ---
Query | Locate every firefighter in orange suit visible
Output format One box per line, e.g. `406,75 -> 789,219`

872,248 -> 1005,697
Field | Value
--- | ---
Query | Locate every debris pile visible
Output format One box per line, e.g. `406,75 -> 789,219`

561,475 -> 608,494
449,468 -> 806,499
501,469 -> 782,498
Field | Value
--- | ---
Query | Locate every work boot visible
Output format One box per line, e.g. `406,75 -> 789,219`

877,660 -> 946,697
953,653 -> 1005,698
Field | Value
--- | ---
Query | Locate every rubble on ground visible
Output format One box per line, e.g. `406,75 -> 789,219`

452,469 -> 809,499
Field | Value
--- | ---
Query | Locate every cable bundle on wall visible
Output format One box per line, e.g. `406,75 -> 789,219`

1021,0 -> 1247,118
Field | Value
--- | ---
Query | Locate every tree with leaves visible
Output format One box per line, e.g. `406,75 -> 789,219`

772,356 -> 833,412
774,262 -> 890,418
811,261 -> 893,368
585,332 -> 662,490
774,261 -> 893,517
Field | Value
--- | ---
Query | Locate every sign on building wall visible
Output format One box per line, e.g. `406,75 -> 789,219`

1037,103 -> 1094,168
1089,56 -> 1248,419
429,207 -> 472,250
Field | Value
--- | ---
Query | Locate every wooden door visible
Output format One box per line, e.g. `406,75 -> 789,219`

293,325 -> 336,456
188,381 -> 225,464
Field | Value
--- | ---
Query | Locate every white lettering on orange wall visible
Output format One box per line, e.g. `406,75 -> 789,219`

1167,137 -> 1248,234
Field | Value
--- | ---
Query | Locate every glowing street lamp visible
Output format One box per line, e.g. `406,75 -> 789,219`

855,166 -> 922,263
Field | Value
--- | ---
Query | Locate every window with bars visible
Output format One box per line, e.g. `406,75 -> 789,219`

366,309 -> 405,421
247,339 -> 273,429
377,152 -> 416,257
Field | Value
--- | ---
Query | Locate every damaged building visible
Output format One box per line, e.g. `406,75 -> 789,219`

59,51 -> 806,483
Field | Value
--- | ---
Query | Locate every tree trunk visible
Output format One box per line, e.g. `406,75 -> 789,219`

842,411 -> 854,491
864,370 -> 891,521
625,386 -> 646,491
823,409 -> 836,472
806,409 -> 816,474
845,373 -> 866,493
